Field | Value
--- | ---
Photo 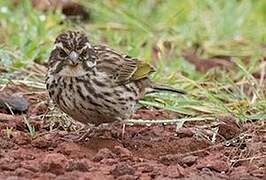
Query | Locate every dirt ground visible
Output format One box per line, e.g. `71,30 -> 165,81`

0,84 -> 265,180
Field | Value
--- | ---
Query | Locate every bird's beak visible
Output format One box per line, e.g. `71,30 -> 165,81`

68,51 -> 79,66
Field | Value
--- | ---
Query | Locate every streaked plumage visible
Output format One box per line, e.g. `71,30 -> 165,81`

46,31 -> 183,126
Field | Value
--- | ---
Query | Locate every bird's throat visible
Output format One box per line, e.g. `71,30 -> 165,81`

54,62 -> 90,77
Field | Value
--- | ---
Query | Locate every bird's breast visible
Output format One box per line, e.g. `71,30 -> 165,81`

46,73 -> 140,125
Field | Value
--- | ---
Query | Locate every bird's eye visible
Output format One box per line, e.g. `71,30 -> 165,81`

59,49 -> 68,57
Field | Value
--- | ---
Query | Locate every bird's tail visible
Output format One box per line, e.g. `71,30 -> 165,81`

146,83 -> 186,94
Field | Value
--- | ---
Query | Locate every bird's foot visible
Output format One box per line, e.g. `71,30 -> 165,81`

62,122 -> 126,142
60,124 -> 94,142
74,128 -> 95,142
70,123 -> 114,142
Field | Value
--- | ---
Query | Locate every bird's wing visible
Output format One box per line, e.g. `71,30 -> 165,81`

94,45 -> 155,85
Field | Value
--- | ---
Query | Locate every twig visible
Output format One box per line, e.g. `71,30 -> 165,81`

230,155 -> 266,163
0,78 -> 45,89
259,61 -> 266,87
0,84 -> 7,91
124,117 -> 215,125
4,102 -> 15,115
0,113 -> 19,121
162,142 -> 220,158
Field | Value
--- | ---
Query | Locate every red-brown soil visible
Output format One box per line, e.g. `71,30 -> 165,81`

0,84 -> 265,180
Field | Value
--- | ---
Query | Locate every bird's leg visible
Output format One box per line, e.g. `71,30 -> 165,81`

121,123 -> 126,140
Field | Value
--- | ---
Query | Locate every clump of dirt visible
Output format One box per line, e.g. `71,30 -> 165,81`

0,84 -> 265,179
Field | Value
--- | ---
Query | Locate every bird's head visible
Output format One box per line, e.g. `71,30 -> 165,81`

49,31 -> 97,76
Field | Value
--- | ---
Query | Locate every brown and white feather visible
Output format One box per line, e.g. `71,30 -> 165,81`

46,31 -> 147,125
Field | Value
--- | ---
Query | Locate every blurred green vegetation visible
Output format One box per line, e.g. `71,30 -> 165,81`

0,0 -> 266,122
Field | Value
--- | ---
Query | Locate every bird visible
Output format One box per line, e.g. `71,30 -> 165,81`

46,31 -> 184,135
